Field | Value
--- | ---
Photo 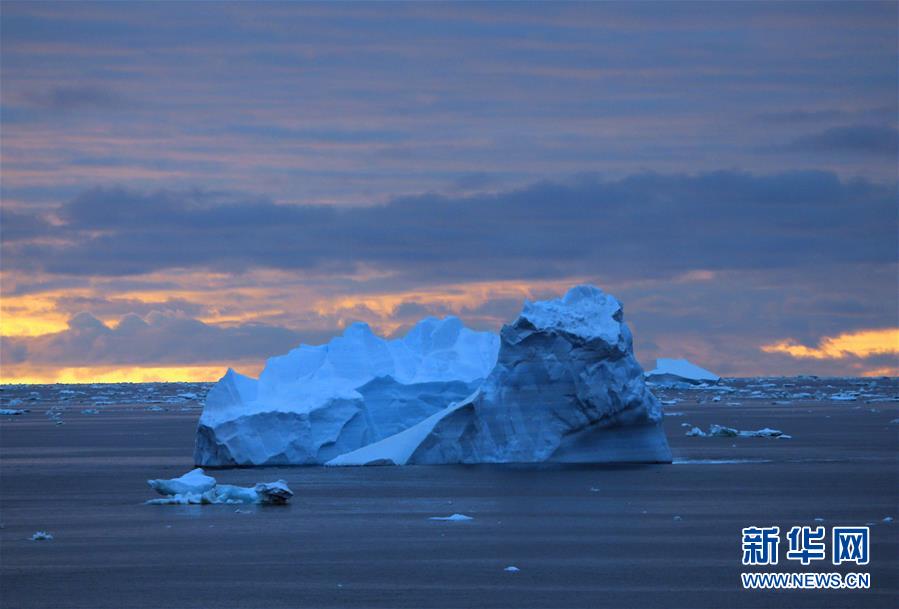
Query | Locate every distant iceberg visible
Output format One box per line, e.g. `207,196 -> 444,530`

645,358 -> 720,387
196,285 -> 671,467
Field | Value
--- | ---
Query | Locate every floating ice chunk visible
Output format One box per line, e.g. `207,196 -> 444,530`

148,468 -> 217,496
81,408 -> 100,415
685,424 -> 789,438
504,566 -> 520,572
741,427 -> 788,438
829,393 -> 857,401
252,480 -> 294,505
429,513 -> 473,521
30,531 -> 53,541
883,516 -> 893,523
0,408 -> 27,415
646,358 -> 719,387
146,468 -> 292,505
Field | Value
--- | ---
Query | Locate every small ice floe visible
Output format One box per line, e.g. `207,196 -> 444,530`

661,399 -> 680,406
7,398 -> 23,407
673,458 -> 773,465
665,411 -> 684,417
883,516 -> 894,523
146,405 -> 166,412
429,513 -> 473,521
504,566 -> 520,572
30,531 -> 53,541
673,515 -> 683,521
772,401 -> 792,406
685,424 -> 790,439
80,409 -> 100,415
814,517 -> 825,522
588,487 -> 600,492
829,393 -> 857,402
889,419 -> 899,425
146,468 -> 293,505
0,408 -> 27,415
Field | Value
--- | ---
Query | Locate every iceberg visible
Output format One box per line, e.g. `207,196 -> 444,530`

328,285 -> 671,465
645,358 -> 720,387
194,317 -> 500,466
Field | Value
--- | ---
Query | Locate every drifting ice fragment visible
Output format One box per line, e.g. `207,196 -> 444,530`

30,531 -> 53,541
148,468 -> 217,496
646,358 -> 720,387
504,566 -> 520,572
429,513 -> 473,521
146,469 -> 293,505
0,409 -> 27,415
685,424 -> 790,439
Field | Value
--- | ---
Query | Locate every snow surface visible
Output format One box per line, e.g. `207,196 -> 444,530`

195,317 -> 499,466
646,358 -> 720,386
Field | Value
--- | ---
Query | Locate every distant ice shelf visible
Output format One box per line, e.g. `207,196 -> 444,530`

645,358 -> 720,387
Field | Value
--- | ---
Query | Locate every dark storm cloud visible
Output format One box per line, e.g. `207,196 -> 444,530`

5,171 -> 895,283
0,311 -> 312,366
786,125 -> 899,156
22,84 -> 127,111
0,207 -> 53,241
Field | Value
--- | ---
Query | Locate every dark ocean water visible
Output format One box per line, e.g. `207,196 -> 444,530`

1,377 -> 897,608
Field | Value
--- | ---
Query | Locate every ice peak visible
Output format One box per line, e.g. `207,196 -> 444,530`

518,284 -> 622,342
342,321 -> 375,337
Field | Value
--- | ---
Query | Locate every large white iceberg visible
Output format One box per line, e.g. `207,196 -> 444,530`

195,317 -> 500,466
645,358 -> 720,386
328,285 -> 671,465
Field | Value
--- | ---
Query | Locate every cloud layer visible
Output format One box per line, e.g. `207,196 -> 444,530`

5,171 -> 895,284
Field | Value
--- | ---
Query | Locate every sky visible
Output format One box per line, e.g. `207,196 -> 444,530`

1,1 -> 897,383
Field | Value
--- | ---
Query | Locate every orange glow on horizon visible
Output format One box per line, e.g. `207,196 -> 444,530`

0,363 -> 264,385
761,328 -> 899,360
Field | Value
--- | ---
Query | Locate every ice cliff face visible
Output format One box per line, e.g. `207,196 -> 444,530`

194,317 -> 500,466
329,285 -> 671,465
